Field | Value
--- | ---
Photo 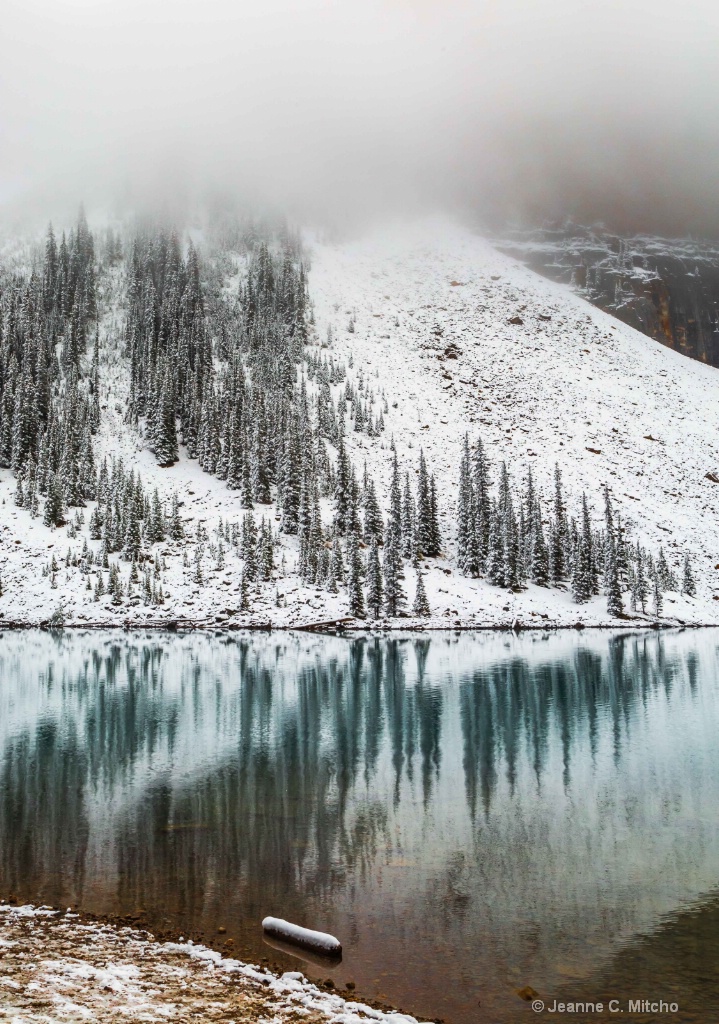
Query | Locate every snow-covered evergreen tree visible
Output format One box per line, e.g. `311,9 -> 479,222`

412,569 -> 431,617
346,532 -> 365,618
682,554 -> 696,597
383,521 -> 405,617
366,537 -> 384,619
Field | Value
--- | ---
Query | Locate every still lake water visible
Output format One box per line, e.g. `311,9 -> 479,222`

1,629 -> 719,1023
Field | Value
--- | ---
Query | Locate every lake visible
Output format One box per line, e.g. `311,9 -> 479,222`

1,629 -> 718,1023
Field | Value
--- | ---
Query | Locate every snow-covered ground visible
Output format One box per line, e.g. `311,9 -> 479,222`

0,902 -> 428,1023
1,215 -> 718,628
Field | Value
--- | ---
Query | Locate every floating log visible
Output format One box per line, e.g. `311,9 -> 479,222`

261,916 -> 342,957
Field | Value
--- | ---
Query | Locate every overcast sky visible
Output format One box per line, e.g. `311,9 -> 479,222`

1,0 -> 717,234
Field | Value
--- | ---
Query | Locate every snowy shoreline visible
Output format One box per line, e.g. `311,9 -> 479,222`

0,619 -> 712,633
0,900 -> 431,1024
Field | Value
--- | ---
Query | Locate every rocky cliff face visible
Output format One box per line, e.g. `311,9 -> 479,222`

498,225 -> 719,366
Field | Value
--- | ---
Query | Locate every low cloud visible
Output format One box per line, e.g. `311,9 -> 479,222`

1,0 -> 718,235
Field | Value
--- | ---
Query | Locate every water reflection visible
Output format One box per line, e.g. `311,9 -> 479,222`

548,886 -> 719,1023
0,629 -> 718,1023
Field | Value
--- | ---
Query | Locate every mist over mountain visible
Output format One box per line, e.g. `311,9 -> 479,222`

1,0 -> 718,237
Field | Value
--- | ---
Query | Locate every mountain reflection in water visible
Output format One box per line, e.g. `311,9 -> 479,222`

1,629 -> 718,1023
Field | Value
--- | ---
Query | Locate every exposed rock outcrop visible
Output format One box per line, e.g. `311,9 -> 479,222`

499,224 -> 719,366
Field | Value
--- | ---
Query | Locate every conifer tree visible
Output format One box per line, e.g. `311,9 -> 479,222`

239,570 -> 250,611
124,497 -> 142,561
412,569 -> 431,617
347,469 -> 362,538
416,449 -> 432,556
149,489 -> 165,543
615,514 -> 630,588
330,540 -> 345,588
241,458 -> 254,509
281,429 -> 302,534
634,545 -> 649,612
603,484 -> 614,543
472,436 -> 491,570
571,494 -> 593,603
653,574 -> 663,617
401,472 -> 416,560
193,545 -> 203,585
682,554 -> 696,597
581,493 -> 598,594
109,564 -> 123,605
29,478 -> 39,518
551,464 -> 568,582
259,520 -> 274,581
605,540 -> 624,617
152,365 -> 179,466
89,505 -> 103,540
166,493 -> 183,541
241,513 -> 258,581
346,532 -> 366,618
656,547 -> 673,591
363,478 -> 384,544
366,536 -> 384,618
531,501 -> 550,586
383,522 -> 405,617
388,446 -> 402,539
487,503 -> 505,586
428,474 -> 442,556
43,473 -> 65,528
457,435 -> 479,576
333,436 -> 352,536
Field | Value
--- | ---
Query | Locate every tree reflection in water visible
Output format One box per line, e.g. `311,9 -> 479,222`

1,629 -> 718,1024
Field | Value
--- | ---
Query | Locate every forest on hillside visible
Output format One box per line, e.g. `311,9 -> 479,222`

0,214 -> 695,622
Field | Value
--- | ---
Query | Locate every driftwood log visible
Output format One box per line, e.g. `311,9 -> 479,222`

295,617 -> 355,633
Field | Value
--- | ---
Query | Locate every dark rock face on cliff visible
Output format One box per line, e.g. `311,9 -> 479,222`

498,225 -> 719,366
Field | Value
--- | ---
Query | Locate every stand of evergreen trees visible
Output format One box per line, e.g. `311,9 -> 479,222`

119,222 -> 433,617
0,212 -> 100,520
123,223 -> 389,493
456,433 -> 693,617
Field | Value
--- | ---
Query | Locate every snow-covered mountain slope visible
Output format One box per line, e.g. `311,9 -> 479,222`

1,216 -> 718,628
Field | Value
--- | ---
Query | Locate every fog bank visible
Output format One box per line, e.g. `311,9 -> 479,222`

1,0 -> 718,235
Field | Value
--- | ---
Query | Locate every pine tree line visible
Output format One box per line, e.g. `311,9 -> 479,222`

41,210 -> 97,336
119,222 -> 403,616
305,350 -> 386,441
42,536 -> 168,608
283,440 -> 441,619
456,434 -> 696,617
32,467 -> 281,612
0,213 -> 100,520
122,224 -> 387,516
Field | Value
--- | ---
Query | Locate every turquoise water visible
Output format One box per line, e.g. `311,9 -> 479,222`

1,629 -> 718,1023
